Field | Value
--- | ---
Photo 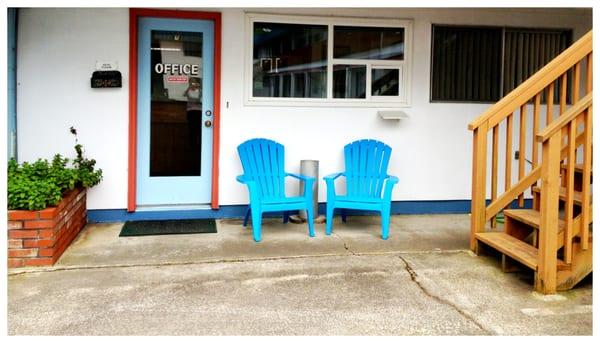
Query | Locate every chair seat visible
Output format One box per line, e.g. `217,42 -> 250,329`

335,196 -> 383,204
262,196 -> 307,205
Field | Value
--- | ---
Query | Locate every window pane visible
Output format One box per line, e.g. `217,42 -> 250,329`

253,22 -> 327,98
431,26 -> 503,102
334,26 -> 404,60
372,68 -> 399,96
333,65 -> 366,99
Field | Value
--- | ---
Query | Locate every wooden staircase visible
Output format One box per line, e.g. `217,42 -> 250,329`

468,31 -> 593,294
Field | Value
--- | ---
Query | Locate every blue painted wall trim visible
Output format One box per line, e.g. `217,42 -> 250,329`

88,199 -> 532,223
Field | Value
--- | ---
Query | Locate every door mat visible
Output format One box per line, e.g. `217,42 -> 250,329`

119,219 -> 217,237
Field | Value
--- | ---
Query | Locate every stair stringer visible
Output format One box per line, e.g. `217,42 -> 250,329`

555,241 -> 593,291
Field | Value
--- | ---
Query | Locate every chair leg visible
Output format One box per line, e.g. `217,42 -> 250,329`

251,208 -> 262,242
381,205 -> 391,240
341,209 -> 347,223
306,206 -> 315,237
326,203 -> 335,235
243,207 -> 251,227
283,211 -> 289,224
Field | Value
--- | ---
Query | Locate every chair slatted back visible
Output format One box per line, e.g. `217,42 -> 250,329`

344,139 -> 392,198
237,138 -> 286,199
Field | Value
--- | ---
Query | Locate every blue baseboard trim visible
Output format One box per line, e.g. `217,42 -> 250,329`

87,199 -> 532,223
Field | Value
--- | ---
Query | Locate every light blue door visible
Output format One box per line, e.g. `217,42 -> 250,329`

137,17 -> 214,206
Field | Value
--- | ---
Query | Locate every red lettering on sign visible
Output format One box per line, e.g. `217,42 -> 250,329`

167,76 -> 189,83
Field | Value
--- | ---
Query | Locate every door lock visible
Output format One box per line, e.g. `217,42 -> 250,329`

204,120 -> 212,128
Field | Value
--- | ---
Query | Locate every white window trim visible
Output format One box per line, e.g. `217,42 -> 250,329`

244,13 -> 413,108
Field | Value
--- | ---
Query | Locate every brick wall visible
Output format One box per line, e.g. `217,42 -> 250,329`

8,188 -> 87,268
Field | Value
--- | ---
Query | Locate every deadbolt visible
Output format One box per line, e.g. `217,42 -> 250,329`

204,120 -> 212,128
205,110 -> 212,116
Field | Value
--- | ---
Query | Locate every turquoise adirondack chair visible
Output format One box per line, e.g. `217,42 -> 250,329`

324,139 -> 399,240
237,138 -> 315,242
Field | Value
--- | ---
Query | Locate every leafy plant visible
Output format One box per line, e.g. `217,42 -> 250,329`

8,159 -> 63,211
70,126 -> 103,188
7,127 -> 103,211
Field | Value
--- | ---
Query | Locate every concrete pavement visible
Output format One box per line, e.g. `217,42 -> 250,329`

7,214 -> 593,335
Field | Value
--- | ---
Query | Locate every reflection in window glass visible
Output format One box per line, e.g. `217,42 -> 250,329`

333,65 -> 366,99
253,22 -> 328,98
150,30 -> 203,177
334,26 -> 404,60
372,69 -> 399,96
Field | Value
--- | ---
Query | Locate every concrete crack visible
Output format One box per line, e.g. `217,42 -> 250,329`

7,253 -> 348,276
8,249 -> 470,276
333,232 -> 356,255
397,254 -> 493,335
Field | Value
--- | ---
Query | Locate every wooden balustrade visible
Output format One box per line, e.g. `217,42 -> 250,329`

469,31 -> 592,293
536,93 -> 592,293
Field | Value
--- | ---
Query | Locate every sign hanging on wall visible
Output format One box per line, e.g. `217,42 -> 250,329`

91,70 -> 122,88
95,61 -> 118,71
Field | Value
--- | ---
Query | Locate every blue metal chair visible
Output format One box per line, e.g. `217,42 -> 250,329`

324,139 -> 399,240
236,138 -> 315,242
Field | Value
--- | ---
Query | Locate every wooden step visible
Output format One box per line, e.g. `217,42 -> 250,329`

504,209 -> 566,232
531,186 -> 586,206
476,232 -> 571,272
504,208 -> 591,253
561,163 -> 592,175
475,232 -> 538,270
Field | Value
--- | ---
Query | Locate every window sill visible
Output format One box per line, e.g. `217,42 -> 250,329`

243,98 -> 411,108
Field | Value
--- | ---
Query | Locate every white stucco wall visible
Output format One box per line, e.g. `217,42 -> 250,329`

16,8 -> 592,210
17,8 -> 130,210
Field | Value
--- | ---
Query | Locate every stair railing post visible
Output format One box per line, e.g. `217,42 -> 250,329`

536,131 -> 561,294
471,122 -> 488,252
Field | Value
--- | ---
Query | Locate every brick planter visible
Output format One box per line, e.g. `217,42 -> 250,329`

8,188 -> 87,268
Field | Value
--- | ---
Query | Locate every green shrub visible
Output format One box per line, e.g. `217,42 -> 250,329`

8,158 -> 64,211
7,127 -> 103,211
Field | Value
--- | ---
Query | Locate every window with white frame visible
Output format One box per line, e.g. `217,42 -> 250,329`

246,14 -> 412,106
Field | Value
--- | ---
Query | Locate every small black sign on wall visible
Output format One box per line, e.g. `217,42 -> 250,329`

91,70 -> 122,88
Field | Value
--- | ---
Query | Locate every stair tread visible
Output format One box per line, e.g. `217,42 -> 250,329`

531,186 -> 586,205
504,209 -> 565,231
557,259 -> 571,271
561,163 -> 592,175
475,232 -> 538,270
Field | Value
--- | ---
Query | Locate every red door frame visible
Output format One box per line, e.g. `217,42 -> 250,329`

128,8 -> 222,211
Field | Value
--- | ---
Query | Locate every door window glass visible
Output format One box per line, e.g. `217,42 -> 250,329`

150,30 -> 203,176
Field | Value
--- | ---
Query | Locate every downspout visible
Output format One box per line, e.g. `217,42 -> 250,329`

7,8 -> 18,161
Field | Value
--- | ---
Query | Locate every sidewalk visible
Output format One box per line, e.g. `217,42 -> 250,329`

8,214 -> 592,335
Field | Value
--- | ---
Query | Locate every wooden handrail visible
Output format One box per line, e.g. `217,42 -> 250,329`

536,93 -> 593,142
485,166 -> 541,221
468,31 -> 592,131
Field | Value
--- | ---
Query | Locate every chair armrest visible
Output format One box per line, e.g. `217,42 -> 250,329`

323,172 -> 344,200
286,173 -> 315,182
385,175 -> 399,185
382,175 -> 399,201
236,174 -> 253,184
323,172 -> 345,181
286,173 -> 314,200
236,175 -> 261,204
